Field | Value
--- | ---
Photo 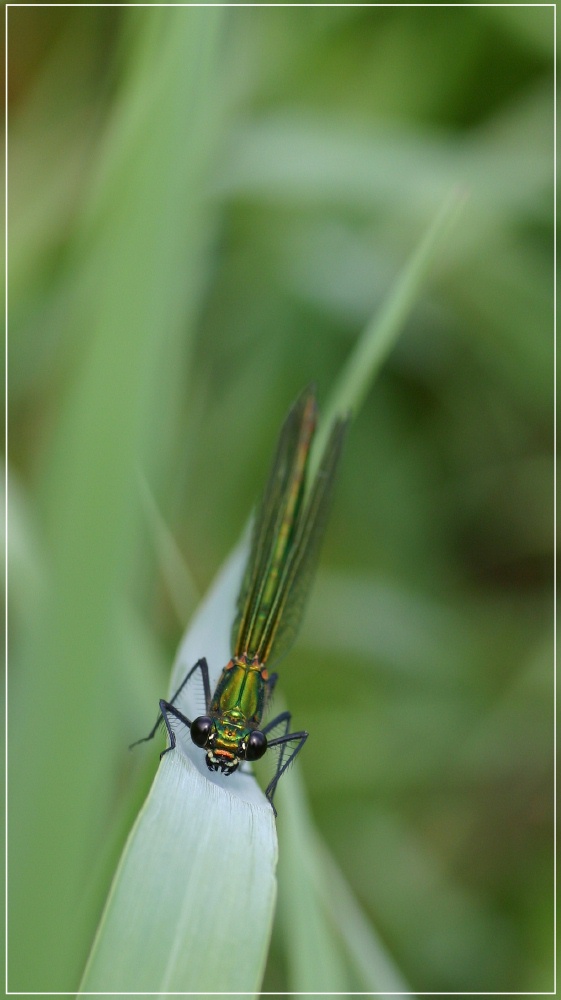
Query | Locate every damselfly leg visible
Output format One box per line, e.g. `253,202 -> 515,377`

261,710 -> 308,808
129,657 -> 211,756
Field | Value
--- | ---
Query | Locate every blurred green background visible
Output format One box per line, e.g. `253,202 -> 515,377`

7,4 -> 554,994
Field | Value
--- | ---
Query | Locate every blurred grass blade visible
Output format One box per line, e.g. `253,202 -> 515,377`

277,769 -> 413,994
277,771 -> 349,992
313,837 -> 413,994
276,188 -> 463,991
316,187 -> 467,454
80,545 -> 278,993
9,7 -> 225,991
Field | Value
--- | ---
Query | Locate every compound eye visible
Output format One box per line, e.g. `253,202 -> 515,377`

245,730 -> 268,761
190,716 -> 213,748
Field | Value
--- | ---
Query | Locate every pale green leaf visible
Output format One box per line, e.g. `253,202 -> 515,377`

80,546 -> 277,993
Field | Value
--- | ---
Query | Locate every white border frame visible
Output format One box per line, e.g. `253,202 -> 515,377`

4,3 -> 557,995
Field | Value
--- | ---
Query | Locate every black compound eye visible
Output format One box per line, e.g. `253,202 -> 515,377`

190,716 -> 213,748
245,730 -> 268,761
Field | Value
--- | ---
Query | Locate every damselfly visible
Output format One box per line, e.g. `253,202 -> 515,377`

132,386 -> 348,808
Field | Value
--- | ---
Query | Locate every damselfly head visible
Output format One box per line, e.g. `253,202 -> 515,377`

190,714 -> 268,774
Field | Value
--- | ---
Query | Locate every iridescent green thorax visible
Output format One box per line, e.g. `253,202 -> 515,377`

209,655 -> 268,724
205,655 -> 269,773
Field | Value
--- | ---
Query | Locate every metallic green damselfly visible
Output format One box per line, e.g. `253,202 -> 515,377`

133,387 -> 348,808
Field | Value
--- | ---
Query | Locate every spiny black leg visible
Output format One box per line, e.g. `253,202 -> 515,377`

262,710 -> 308,809
129,657 -> 210,749
157,700 -> 192,759
261,708 -> 292,739
129,709 -> 164,750
168,657 -> 211,711
265,731 -> 308,808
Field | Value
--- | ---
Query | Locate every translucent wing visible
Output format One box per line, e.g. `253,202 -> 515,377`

255,416 -> 348,666
232,384 -> 348,667
232,386 -> 317,659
